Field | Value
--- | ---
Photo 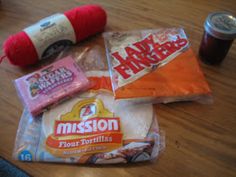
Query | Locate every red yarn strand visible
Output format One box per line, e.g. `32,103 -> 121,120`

0,55 -> 6,64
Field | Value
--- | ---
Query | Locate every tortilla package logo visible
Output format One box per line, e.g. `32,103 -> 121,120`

111,33 -> 188,80
45,98 -> 123,158
54,118 -> 120,136
26,66 -> 74,98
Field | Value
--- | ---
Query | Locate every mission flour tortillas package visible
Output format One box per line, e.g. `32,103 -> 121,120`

103,28 -> 212,103
13,71 -> 165,164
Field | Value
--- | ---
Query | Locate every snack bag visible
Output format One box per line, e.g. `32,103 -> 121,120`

103,28 -> 212,103
13,71 -> 165,164
14,56 -> 90,116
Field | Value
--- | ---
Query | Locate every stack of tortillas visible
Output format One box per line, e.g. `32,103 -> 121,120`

42,91 -> 154,139
42,71 -> 154,140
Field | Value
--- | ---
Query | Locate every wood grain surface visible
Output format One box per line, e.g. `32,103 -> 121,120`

0,0 -> 236,177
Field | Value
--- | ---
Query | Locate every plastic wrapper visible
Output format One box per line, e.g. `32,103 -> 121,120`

14,56 -> 90,116
103,28 -> 212,103
13,71 -> 165,164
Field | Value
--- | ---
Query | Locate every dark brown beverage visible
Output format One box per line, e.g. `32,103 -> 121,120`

199,31 -> 233,64
199,12 -> 236,65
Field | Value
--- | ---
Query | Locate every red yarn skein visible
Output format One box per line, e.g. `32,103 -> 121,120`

2,5 -> 107,66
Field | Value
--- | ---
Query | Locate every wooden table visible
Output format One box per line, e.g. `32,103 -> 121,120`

0,0 -> 236,176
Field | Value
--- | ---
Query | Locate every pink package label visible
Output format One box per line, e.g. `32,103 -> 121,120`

15,56 -> 90,116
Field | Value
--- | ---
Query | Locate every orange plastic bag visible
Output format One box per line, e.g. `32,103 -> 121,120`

103,28 -> 212,103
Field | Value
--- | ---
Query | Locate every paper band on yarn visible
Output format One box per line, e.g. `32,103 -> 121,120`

24,13 -> 76,60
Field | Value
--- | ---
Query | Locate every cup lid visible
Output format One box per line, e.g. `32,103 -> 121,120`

204,12 -> 236,40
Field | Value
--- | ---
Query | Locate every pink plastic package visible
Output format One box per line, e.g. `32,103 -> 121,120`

15,56 -> 90,116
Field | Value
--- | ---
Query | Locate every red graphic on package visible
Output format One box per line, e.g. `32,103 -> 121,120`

112,34 -> 188,80
26,66 -> 74,98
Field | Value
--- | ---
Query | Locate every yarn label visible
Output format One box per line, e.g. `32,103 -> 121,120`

24,13 -> 76,59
